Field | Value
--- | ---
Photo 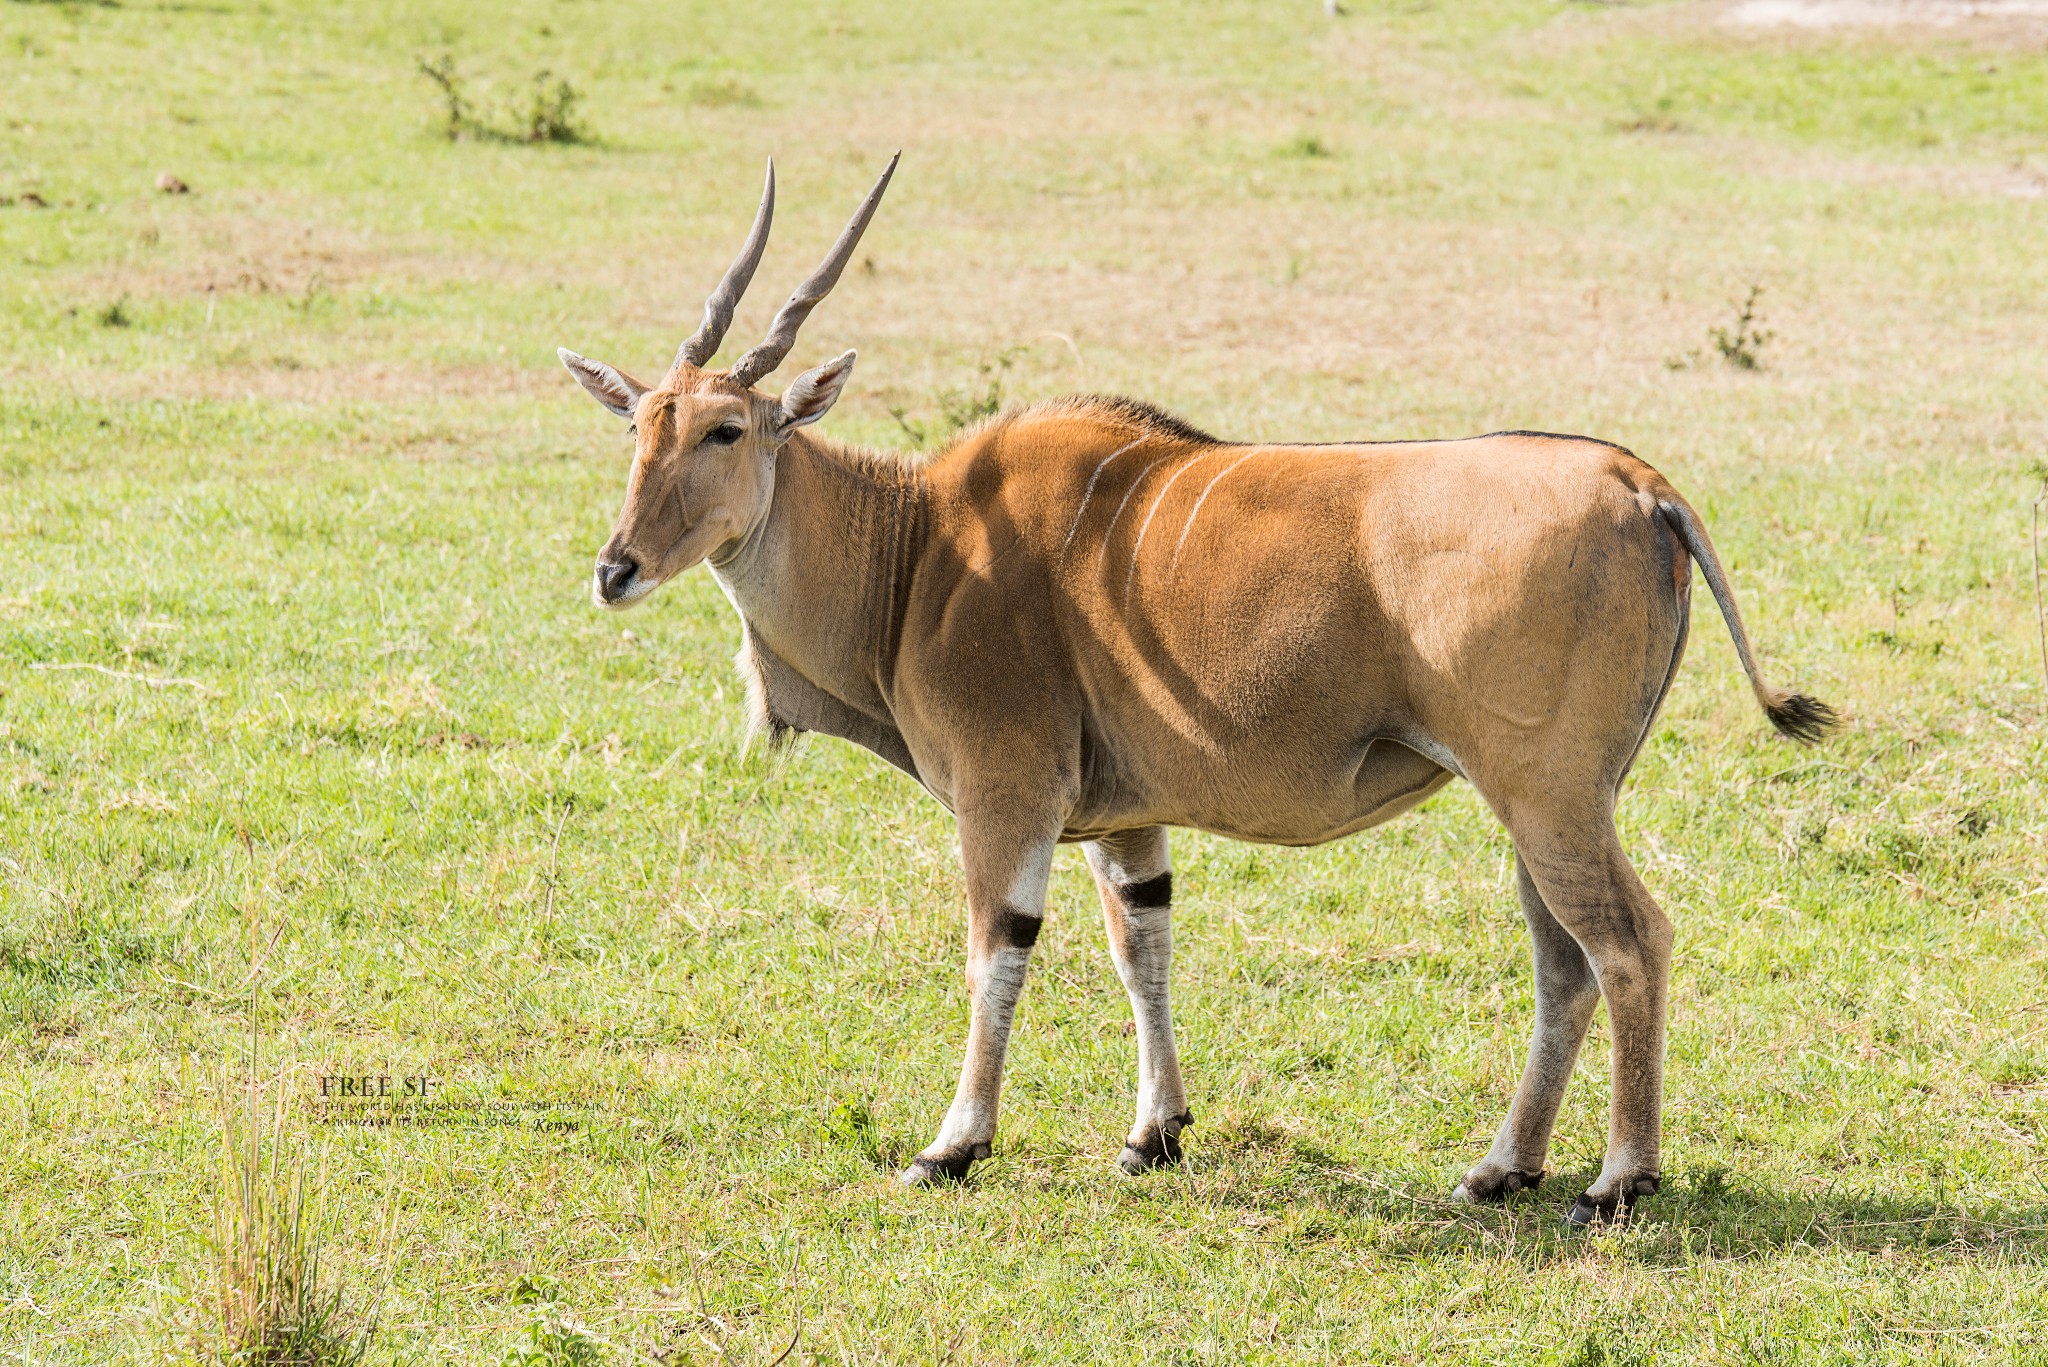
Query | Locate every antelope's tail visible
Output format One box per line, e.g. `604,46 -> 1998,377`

1657,496 -> 1838,745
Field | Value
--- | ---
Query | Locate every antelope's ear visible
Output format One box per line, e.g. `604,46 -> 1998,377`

558,348 -> 647,420
775,350 -> 856,434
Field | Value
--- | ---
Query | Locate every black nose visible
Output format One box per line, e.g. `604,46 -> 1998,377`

595,556 -> 638,603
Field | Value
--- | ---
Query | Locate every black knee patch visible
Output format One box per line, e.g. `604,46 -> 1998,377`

990,907 -> 1043,948
1117,872 -> 1172,909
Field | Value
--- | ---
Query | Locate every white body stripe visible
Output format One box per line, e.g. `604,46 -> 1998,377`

1059,437 -> 1147,559
1097,450 -> 1179,573
1123,450 -> 1218,600
1167,448 -> 1263,576
1094,453 -> 1179,576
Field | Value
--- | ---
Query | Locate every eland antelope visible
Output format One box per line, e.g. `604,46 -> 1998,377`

558,157 -> 1836,1225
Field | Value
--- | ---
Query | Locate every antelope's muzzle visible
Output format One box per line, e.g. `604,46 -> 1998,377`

593,555 -> 640,606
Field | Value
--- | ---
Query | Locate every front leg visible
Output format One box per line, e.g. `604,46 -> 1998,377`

1085,827 -> 1193,1174
901,801 -> 1061,1187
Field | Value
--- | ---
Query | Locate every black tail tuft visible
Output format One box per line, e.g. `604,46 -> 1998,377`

1764,691 -> 1839,746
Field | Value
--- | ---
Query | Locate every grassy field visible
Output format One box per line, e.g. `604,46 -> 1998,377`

5,0 -> 2048,1361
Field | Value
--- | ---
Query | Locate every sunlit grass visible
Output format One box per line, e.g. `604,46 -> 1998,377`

2,0 -> 2046,1362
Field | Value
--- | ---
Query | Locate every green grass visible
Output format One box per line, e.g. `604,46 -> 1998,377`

4,0 -> 2048,1362
1591,36 -> 2048,156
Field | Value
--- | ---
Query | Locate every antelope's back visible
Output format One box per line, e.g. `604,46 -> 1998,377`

918,412 -> 1675,789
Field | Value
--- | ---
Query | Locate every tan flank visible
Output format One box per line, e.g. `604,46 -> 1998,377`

559,158 -> 1836,1226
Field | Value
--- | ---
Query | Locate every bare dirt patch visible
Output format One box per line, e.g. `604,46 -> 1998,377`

1723,0 -> 2048,30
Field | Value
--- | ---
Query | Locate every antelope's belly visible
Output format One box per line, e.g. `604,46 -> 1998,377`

1069,732 -> 1452,846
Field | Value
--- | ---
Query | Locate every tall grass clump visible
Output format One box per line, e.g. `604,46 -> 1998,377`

209,1078 -> 374,1367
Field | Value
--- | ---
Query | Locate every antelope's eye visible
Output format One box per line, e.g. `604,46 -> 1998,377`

703,422 -> 745,447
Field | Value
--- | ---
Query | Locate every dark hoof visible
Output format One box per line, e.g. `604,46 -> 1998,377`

1453,1168 -> 1545,1204
1564,1174 -> 1660,1228
1118,1110 -> 1194,1175
899,1141 -> 991,1187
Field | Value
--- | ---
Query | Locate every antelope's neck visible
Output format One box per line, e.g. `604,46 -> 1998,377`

710,431 -> 923,728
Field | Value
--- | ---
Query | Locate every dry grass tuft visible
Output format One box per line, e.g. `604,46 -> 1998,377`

209,1074 -> 374,1367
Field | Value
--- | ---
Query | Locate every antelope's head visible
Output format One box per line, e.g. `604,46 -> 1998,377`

560,155 -> 896,608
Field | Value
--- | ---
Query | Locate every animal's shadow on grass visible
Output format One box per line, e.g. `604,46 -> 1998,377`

1180,1131 -> 2048,1265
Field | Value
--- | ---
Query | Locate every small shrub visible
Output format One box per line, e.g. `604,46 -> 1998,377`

890,348 -> 1025,450
885,406 -> 925,447
417,53 -> 473,142
97,296 -> 132,328
1668,284 -> 1772,371
516,70 -> 584,145
1709,284 -> 1772,369
1281,132 -> 1332,158
417,55 -> 588,145
939,350 -> 1018,432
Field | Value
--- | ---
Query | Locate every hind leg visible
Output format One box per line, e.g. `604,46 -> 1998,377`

1508,807 -> 1673,1224
1455,854 -> 1602,1203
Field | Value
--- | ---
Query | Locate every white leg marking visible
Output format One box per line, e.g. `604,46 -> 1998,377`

911,827 -> 1059,1178
1167,448 -> 1263,577
1085,836 -> 1186,1162
1122,450 -> 1218,602
1007,843 -> 1054,915
1116,908 -> 1181,1126
1058,437 -> 1147,560
1084,836 -> 1169,888
930,944 -> 1034,1154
